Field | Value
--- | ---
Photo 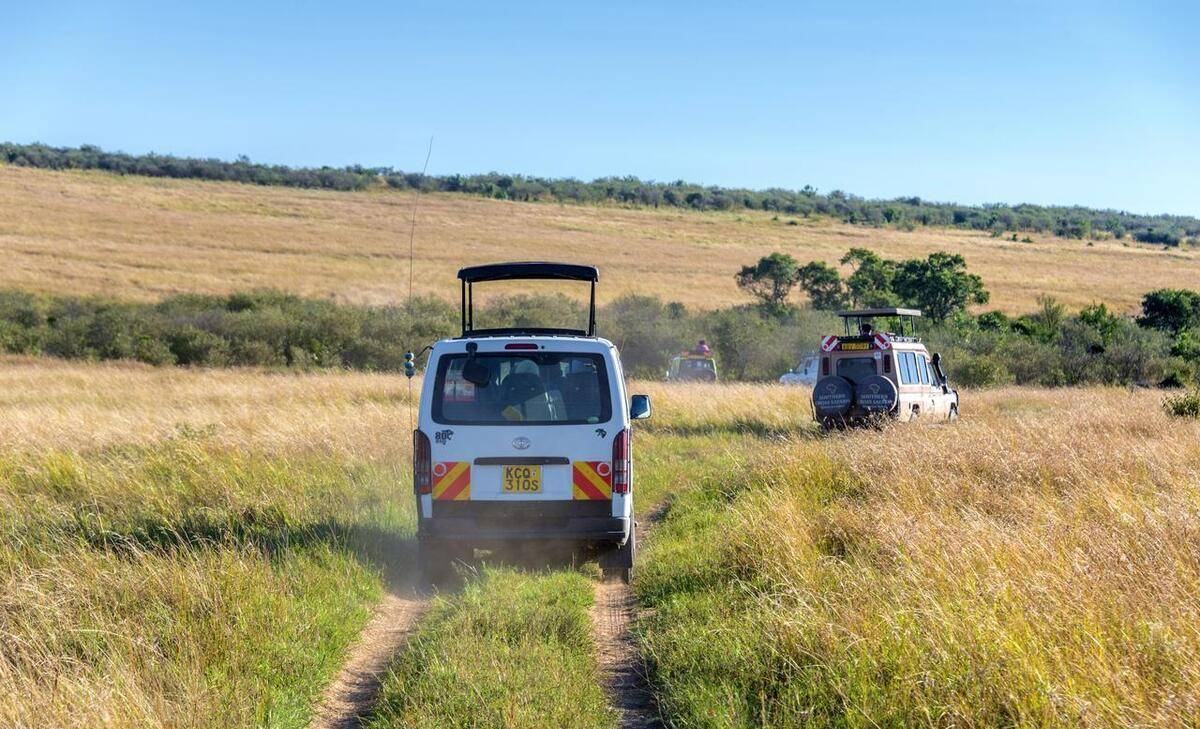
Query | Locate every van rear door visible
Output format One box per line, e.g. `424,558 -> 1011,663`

427,348 -> 615,504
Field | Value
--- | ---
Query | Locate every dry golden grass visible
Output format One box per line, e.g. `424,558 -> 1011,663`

0,358 -> 418,727
0,355 -> 417,456
639,385 -> 1200,726
3,164 -> 1194,313
0,357 -> 808,455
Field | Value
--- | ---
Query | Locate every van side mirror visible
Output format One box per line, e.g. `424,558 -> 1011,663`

630,394 -> 651,420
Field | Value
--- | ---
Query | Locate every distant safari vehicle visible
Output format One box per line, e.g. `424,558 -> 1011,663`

779,354 -> 819,386
811,308 -> 958,427
666,354 -> 718,382
413,262 -> 650,584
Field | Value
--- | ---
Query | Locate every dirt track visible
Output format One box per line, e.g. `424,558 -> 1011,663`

592,508 -> 666,729
308,592 -> 427,729
592,580 -> 661,728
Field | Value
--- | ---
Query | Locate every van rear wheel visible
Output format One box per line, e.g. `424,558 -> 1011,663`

599,528 -> 636,584
418,538 -> 468,587
602,567 -> 632,584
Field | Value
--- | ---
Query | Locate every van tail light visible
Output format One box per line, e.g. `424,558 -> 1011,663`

883,355 -> 892,374
413,430 -> 432,494
612,428 -> 631,494
821,357 -> 830,376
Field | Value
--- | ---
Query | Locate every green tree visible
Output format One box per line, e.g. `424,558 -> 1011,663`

976,310 -> 1010,332
1078,302 -> 1122,346
1138,289 -> 1200,335
735,253 -> 800,311
1028,295 -> 1067,342
840,248 -> 898,308
795,261 -> 849,311
892,252 -> 989,322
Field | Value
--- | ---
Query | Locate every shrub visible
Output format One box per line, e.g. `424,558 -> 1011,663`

1163,389 -> 1200,418
946,353 -> 1012,388
133,336 -> 176,366
166,326 -> 230,366
599,295 -> 695,378
476,293 -> 586,332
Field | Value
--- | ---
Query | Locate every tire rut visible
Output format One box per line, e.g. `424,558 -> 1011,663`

592,580 -> 661,728
592,510 -> 666,729
308,591 -> 427,729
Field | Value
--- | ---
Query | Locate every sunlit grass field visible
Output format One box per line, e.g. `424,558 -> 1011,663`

0,358 -> 418,727
3,357 -> 1197,726
637,387 -> 1200,726
4,164 -> 1197,313
0,360 -> 788,726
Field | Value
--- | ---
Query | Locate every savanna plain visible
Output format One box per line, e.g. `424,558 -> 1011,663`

2,358 -> 1197,727
2,163 -> 1200,727
4,164 -> 1199,313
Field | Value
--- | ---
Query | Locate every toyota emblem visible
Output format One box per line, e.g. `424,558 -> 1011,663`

512,437 -> 531,450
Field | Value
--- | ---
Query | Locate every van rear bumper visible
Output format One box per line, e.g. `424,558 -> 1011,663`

418,500 -> 629,544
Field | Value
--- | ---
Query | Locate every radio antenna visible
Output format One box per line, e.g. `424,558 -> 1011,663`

407,135 -> 434,307
404,136 -> 434,446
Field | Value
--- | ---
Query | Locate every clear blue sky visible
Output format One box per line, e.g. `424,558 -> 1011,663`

3,1 -> 1197,215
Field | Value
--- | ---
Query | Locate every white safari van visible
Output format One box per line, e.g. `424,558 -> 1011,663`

413,262 -> 651,583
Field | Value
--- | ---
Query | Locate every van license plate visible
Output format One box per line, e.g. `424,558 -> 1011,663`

502,465 -> 542,493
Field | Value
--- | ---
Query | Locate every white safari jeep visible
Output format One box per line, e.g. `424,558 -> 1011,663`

413,262 -> 651,583
811,308 -> 958,427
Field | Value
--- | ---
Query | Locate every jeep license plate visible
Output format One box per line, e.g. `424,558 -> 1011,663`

502,465 -> 542,493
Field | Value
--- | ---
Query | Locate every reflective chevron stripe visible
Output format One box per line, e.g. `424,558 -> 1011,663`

432,461 -> 470,500
572,461 -> 612,500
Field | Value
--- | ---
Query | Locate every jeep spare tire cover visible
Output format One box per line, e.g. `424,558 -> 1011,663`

812,376 -> 853,418
856,375 -> 898,413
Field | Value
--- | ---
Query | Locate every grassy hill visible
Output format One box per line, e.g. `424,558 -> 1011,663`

4,158 -> 1199,727
3,164 -> 1196,314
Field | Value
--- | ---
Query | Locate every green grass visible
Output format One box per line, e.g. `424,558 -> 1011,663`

367,568 -> 612,729
0,442 -> 413,727
363,432 -> 765,728
632,468 -> 791,728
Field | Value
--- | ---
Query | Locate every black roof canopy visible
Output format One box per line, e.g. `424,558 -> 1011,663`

457,261 -> 598,284
456,261 -> 599,337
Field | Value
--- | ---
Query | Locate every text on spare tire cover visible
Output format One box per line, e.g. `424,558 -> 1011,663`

856,375 -> 898,412
813,378 -> 852,414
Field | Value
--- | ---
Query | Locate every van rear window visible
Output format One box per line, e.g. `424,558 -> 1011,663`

433,352 -> 611,425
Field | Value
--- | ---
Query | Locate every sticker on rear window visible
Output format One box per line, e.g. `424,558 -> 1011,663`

443,376 -> 476,403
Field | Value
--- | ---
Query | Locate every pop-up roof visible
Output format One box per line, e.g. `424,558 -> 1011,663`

456,261 -> 598,338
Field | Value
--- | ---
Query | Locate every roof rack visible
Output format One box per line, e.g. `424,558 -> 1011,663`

836,307 -> 923,340
836,307 -> 922,318
456,261 -> 598,337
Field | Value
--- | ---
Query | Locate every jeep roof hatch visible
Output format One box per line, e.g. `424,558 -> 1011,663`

836,307 -> 922,340
456,261 -> 599,338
